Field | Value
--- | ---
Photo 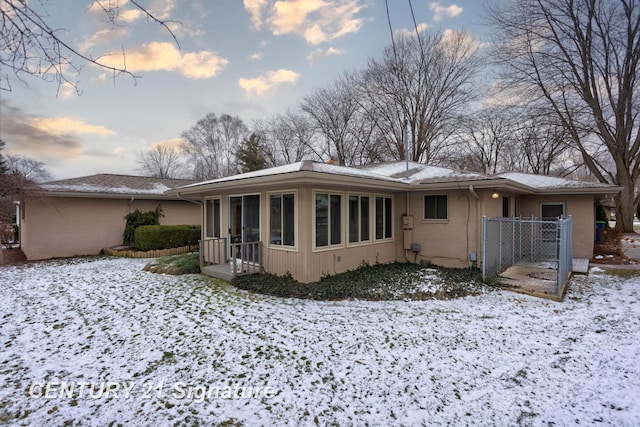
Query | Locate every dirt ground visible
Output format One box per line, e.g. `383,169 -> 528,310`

591,231 -> 640,266
0,248 -> 27,265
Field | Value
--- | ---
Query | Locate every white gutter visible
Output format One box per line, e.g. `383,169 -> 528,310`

176,192 -> 202,205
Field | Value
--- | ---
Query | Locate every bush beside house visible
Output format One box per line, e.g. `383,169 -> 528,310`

134,225 -> 201,251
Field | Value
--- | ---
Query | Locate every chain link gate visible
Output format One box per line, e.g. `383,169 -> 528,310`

482,216 -> 573,297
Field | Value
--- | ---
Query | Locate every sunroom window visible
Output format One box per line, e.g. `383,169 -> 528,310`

269,193 -> 296,247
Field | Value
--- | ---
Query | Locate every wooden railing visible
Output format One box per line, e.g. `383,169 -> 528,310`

199,238 -> 261,276
229,241 -> 262,276
199,237 -> 227,267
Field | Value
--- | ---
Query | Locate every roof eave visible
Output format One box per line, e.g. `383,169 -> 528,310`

39,191 -> 188,200
531,186 -> 623,196
413,178 -> 537,194
167,170 -> 410,196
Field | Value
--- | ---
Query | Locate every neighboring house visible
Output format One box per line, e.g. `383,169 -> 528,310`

167,161 -> 620,283
20,174 -> 200,260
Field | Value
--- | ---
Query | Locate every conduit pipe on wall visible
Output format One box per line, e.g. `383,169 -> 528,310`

468,185 -> 482,268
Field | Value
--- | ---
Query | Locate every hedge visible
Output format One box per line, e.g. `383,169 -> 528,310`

134,225 -> 201,251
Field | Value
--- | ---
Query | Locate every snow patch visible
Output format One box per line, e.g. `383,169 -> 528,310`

1,258 -> 638,425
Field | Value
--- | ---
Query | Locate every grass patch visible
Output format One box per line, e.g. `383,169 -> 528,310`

232,262 -> 493,301
143,252 -> 200,275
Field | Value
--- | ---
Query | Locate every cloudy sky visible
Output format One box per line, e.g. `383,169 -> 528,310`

1,0 -> 499,180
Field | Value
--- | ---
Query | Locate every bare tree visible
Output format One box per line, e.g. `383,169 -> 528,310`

218,114 -> 249,175
181,113 -> 249,180
136,145 -> 184,179
0,0 -> 179,92
0,143 -> 41,226
452,108 -> 515,174
357,30 -> 481,163
489,0 -> 640,232
515,118 -> 572,176
5,154 -> 52,182
254,110 -> 320,167
302,73 -> 373,165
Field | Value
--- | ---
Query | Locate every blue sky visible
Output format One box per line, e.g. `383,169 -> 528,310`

1,0 -> 499,179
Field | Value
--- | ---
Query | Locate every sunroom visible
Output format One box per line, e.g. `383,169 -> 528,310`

167,160 -> 620,284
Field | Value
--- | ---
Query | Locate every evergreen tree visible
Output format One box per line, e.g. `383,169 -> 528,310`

237,134 -> 267,173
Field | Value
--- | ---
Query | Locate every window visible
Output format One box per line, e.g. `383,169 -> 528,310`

348,195 -> 370,243
541,203 -> 565,220
205,198 -> 221,238
270,193 -> 296,247
315,192 -> 342,247
375,196 -> 393,240
424,195 -> 447,220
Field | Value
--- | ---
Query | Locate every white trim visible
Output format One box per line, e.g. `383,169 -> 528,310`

227,193 -> 261,257
423,193 -> 449,221
312,190 -> 345,252
374,194 -> 394,243
204,196 -> 221,239
346,193 -> 373,248
267,189 -> 299,252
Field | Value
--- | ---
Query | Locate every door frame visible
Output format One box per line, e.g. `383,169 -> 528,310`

228,193 -> 261,261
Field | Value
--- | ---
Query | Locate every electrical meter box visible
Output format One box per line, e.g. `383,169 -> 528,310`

402,215 -> 413,230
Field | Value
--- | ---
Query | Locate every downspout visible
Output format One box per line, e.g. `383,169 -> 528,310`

468,185 -> 482,269
128,196 -> 135,214
405,191 -> 411,262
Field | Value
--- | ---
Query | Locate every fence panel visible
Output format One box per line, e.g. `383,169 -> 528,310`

482,216 -> 573,298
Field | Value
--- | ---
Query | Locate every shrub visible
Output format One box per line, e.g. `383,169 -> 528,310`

232,262 -> 489,301
134,224 -> 201,251
123,206 -> 163,246
144,252 -> 201,275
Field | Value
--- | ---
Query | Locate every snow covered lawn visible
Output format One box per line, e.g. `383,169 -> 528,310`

1,257 -> 639,425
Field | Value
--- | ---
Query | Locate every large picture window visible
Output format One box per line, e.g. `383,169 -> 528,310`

270,193 -> 296,247
348,195 -> 370,244
375,196 -> 393,240
315,192 -> 342,247
205,198 -> 221,238
424,195 -> 447,220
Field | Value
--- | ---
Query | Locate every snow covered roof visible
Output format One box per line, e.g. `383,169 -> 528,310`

172,161 -> 620,196
179,161 -> 407,190
357,161 -> 490,184
496,172 -> 614,190
41,174 -> 197,198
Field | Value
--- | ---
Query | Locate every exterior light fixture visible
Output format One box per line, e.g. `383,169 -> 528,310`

491,191 -> 500,199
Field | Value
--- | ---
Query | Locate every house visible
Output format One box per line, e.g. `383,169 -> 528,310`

20,174 -> 200,260
167,161 -> 620,283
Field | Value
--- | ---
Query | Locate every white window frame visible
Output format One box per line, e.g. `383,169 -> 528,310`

204,196 -> 222,238
347,193 -> 372,247
374,194 -> 394,242
267,190 -> 298,252
423,194 -> 448,222
313,190 -> 345,251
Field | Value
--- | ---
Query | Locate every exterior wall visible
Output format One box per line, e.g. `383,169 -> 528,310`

201,185 -> 401,283
199,184 -> 598,281
21,197 -> 200,260
403,189 -> 485,268
516,194 -> 595,259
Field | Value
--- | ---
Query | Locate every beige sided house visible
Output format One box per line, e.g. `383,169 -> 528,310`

20,174 -> 200,260
167,161 -> 619,283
